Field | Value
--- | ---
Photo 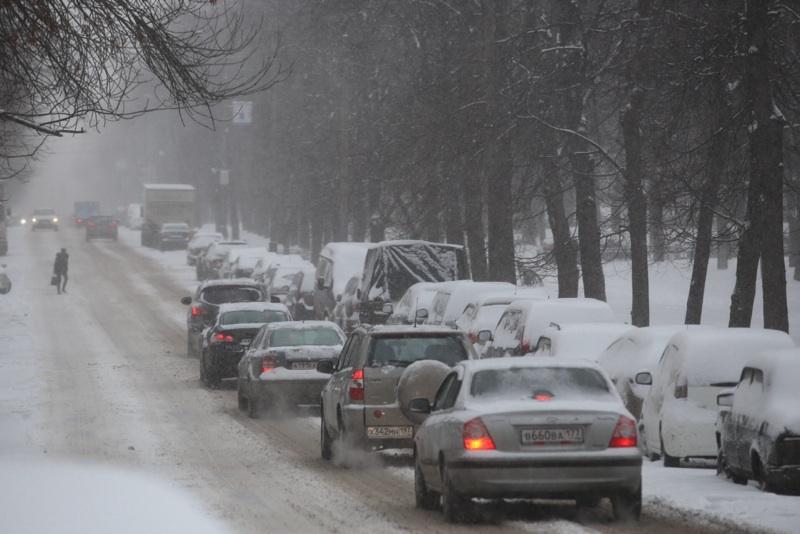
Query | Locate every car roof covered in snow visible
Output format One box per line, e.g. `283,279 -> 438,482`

319,242 -> 376,257
363,324 -> 466,337
742,348 -> 800,383
217,302 -> 290,314
198,278 -> 262,289
263,320 -> 341,331
459,355 -> 605,373
665,327 -> 795,385
468,288 -> 550,308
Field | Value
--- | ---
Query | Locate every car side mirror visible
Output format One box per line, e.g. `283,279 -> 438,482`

317,277 -> 326,291
180,296 -> 192,305
477,330 -> 493,343
408,398 -> 431,415
270,295 -> 280,303
336,294 -> 342,303
317,360 -> 335,374
634,371 -> 653,386
717,391 -> 734,407
415,308 -> 429,321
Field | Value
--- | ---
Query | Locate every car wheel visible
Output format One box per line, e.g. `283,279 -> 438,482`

320,407 -> 333,461
661,431 -> 680,468
237,380 -> 248,411
441,463 -> 469,523
611,485 -> 642,521
206,356 -> 221,389
754,455 -> 775,493
187,334 -> 195,358
414,454 -> 439,510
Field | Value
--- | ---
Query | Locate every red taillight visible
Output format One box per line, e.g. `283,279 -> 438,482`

77,218 -> 83,224
463,418 -> 496,450
213,333 -> 234,343
533,391 -> 553,401
349,368 -> 364,401
608,416 -> 638,448
261,355 -> 278,374
520,341 -> 531,354
468,332 -> 478,344
191,306 -> 204,317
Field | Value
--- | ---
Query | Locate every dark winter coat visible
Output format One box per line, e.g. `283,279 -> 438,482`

54,251 -> 69,274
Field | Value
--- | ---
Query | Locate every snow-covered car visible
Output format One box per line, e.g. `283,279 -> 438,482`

456,290 -> 548,349
427,281 -> 515,328
636,328 -> 794,467
197,240 -> 248,280
237,321 -> 344,417
716,348 -> 800,493
318,325 -> 476,458
332,275 -> 361,332
180,279 -> 268,358
264,255 -> 314,303
533,323 -> 634,360
411,358 -> 642,523
597,325 -> 702,419
251,251 -> 280,286
313,242 -> 374,322
386,281 -> 442,325
30,208 -> 59,231
221,246 -> 268,279
357,240 -> 470,325
285,263 -> 317,321
200,302 -> 292,388
186,232 -> 223,266
484,298 -> 618,359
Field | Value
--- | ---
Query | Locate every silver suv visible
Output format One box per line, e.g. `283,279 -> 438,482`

318,325 -> 475,460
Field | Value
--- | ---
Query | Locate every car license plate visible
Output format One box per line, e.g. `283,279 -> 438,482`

292,361 -> 316,370
520,427 -> 584,445
240,339 -> 251,346
366,426 -> 413,439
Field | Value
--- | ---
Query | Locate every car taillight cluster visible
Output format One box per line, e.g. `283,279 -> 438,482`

348,369 -> 364,401
608,416 -> 638,448
463,417 -> 496,450
190,306 -> 204,317
261,354 -> 278,374
213,333 -> 234,343
520,341 -> 531,354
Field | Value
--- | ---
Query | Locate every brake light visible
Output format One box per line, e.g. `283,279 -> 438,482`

468,332 -> 478,344
520,341 -> 531,354
261,354 -> 278,374
191,306 -> 204,317
533,391 -> 553,401
463,418 -> 495,450
213,333 -> 234,343
76,218 -> 82,224
349,368 -> 364,401
608,416 -> 637,448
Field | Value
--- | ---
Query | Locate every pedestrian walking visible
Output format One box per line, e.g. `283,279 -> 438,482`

53,248 -> 69,294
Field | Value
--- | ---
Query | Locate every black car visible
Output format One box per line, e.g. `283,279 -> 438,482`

200,302 -> 292,388
85,215 -> 118,241
181,279 -> 270,358
155,222 -> 192,251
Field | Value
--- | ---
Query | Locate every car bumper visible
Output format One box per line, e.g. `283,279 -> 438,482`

251,372 -> 329,405
444,450 -> 642,498
765,464 -> 800,490
33,221 -> 57,228
209,347 -> 246,378
341,403 -> 415,449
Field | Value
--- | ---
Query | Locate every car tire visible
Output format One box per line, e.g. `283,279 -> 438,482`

661,431 -> 680,468
187,334 -> 195,358
320,408 -> 333,461
206,356 -> 221,389
441,463 -> 469,523
414,455 -> 439,510
611,485 -> 642,521
237,381 -> 248,411
754,455 -> 775,493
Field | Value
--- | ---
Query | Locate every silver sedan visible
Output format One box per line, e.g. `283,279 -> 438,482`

411,357 -> 642,523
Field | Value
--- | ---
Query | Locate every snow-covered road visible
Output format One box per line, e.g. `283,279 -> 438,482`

0,225 -> 794,533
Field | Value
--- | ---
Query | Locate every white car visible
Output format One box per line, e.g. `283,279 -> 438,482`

387,281 -> 442,325
221,247 -> 267,279
597,325 -> 703,419
455,290 -> 549,349
533,323 -> 634,361
636,328 -> 794,467
411,357 -> 642,522
427,281 -> 515,327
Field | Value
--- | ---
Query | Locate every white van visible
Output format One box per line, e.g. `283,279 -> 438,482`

636,328 -> 794,467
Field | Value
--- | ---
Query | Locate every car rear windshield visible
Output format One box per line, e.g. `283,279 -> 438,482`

201,286 -> 263,304
367,334 -> 467,368
269,328 -> 342,347
220,310 -> 287,325
162,223 -> 189,231
470,367 -> 611,400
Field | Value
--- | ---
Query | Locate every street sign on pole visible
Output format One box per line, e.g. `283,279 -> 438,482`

219,169 -> 230,186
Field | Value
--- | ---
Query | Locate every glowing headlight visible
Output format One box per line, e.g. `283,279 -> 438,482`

53,217 -> 59,223
20,218 -> 26,224
32,218 -> 37,223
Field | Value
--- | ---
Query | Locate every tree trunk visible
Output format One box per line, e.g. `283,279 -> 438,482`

571,152 -> 606,300
621,90 -> 650,327
649,186 -> 665,262
789,191 -> 800,280
464,167 -> 487,280
444,171 -> 464,245
542,157 -> 579,297
486,138 -> 516,282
